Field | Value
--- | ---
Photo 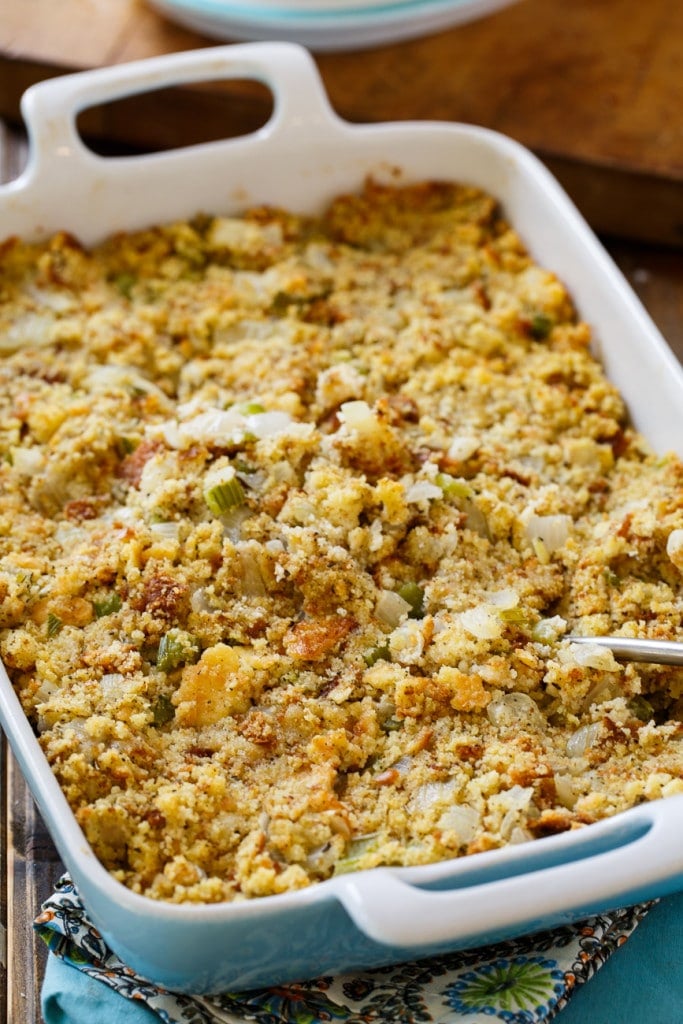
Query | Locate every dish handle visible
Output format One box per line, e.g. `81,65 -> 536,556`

334,798 -> 683,949
9,42 -> 342,202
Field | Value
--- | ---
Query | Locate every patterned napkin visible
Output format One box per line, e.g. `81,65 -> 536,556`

36,875 -> 651,1024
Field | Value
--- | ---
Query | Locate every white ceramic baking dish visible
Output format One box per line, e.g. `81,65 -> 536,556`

1,42 -> 682,995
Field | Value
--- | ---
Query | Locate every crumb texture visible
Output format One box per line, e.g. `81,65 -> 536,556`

0,181 -> 681,903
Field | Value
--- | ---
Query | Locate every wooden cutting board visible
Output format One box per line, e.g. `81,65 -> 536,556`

0,0 -> 682,245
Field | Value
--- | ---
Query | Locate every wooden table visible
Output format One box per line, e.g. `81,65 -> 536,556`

1,59 -> 682,1018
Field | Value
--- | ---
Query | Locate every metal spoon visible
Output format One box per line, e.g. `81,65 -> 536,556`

567,635 -> 683,666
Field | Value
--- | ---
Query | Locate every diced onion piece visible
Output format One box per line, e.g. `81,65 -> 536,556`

559,641 -> 619,671
410,778 -> 459,814
463,499 -> 490,539
447,436 -> 479,461
245,410 -> 293,439
100,673 -> 126,696
566,721 -> 602,757
221,504 -> 251,542
499,785 -> 534,838
391,755 -> 412,776
666,528 -> 683,569
508,826 -> 533,845
0,311 -> 54,352
523,512 -> 572,552
487,692 -> 544,730
154,407 -> 244,449
460,604 -> 503,640
338,400 -> 375,434
86,364 -> 170,406
438,804 -> 481,843
582,678 -> 621,709
150,521 -> 181,541
405,479 -> 443,503
532,616 -> 567,644
306,843 -> 338,875
10,446 -> 45,475
555,773 -> 580,809
190,587 -> 212,614
488,588 -> 519,611
376,589 -> 412,627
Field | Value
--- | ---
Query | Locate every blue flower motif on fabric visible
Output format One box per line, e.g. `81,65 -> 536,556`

444,956 -> 565,1021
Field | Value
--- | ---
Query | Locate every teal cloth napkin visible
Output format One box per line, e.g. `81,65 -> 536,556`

37,877 -> 683,1024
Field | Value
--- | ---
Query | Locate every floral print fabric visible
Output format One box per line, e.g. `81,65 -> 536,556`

35,876 -> 650,1024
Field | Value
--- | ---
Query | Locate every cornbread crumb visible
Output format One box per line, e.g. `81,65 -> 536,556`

0,181 -> 681,904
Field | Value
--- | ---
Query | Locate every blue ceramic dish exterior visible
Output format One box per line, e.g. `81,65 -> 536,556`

76,830 -> 683,993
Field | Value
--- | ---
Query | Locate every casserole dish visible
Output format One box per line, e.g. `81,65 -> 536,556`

1,42 -> 682,994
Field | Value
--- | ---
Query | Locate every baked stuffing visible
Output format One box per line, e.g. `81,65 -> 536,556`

0,181 -> 682,903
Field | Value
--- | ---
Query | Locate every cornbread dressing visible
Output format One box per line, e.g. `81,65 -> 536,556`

0,181 -> 681,904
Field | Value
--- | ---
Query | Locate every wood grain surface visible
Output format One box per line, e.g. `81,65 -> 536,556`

1,0 -> 682,245
0,114 -> 682,1023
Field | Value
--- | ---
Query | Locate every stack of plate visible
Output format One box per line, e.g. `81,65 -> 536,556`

147,0 -> 520,52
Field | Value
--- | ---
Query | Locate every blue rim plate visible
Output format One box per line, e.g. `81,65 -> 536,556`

146,0 -> 521,50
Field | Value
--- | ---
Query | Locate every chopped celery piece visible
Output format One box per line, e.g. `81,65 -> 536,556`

156,629 -> 200,672
530,312 -> 553,340
151,694 -> 175,727
46,613 -> 63,638
270,291 -> 295,314
93,592 -> 122,618
436,473 -> 473,499
364,644 -> 391,667
204,477 -> 245,516
113,272 -> 136,298
116,436 -> 137,457
627,695 -> 654,722
397,582 -> 425,619
334,833 -> 380,875
499,607 -> 529,625
241,402 -> 265,415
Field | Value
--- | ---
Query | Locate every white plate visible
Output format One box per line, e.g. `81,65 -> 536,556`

146,0 -> 521,51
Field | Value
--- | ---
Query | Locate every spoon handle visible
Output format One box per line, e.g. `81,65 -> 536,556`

567,635 -> 683,666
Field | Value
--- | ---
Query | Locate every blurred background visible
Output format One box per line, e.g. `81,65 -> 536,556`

1,0 -> 681,245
